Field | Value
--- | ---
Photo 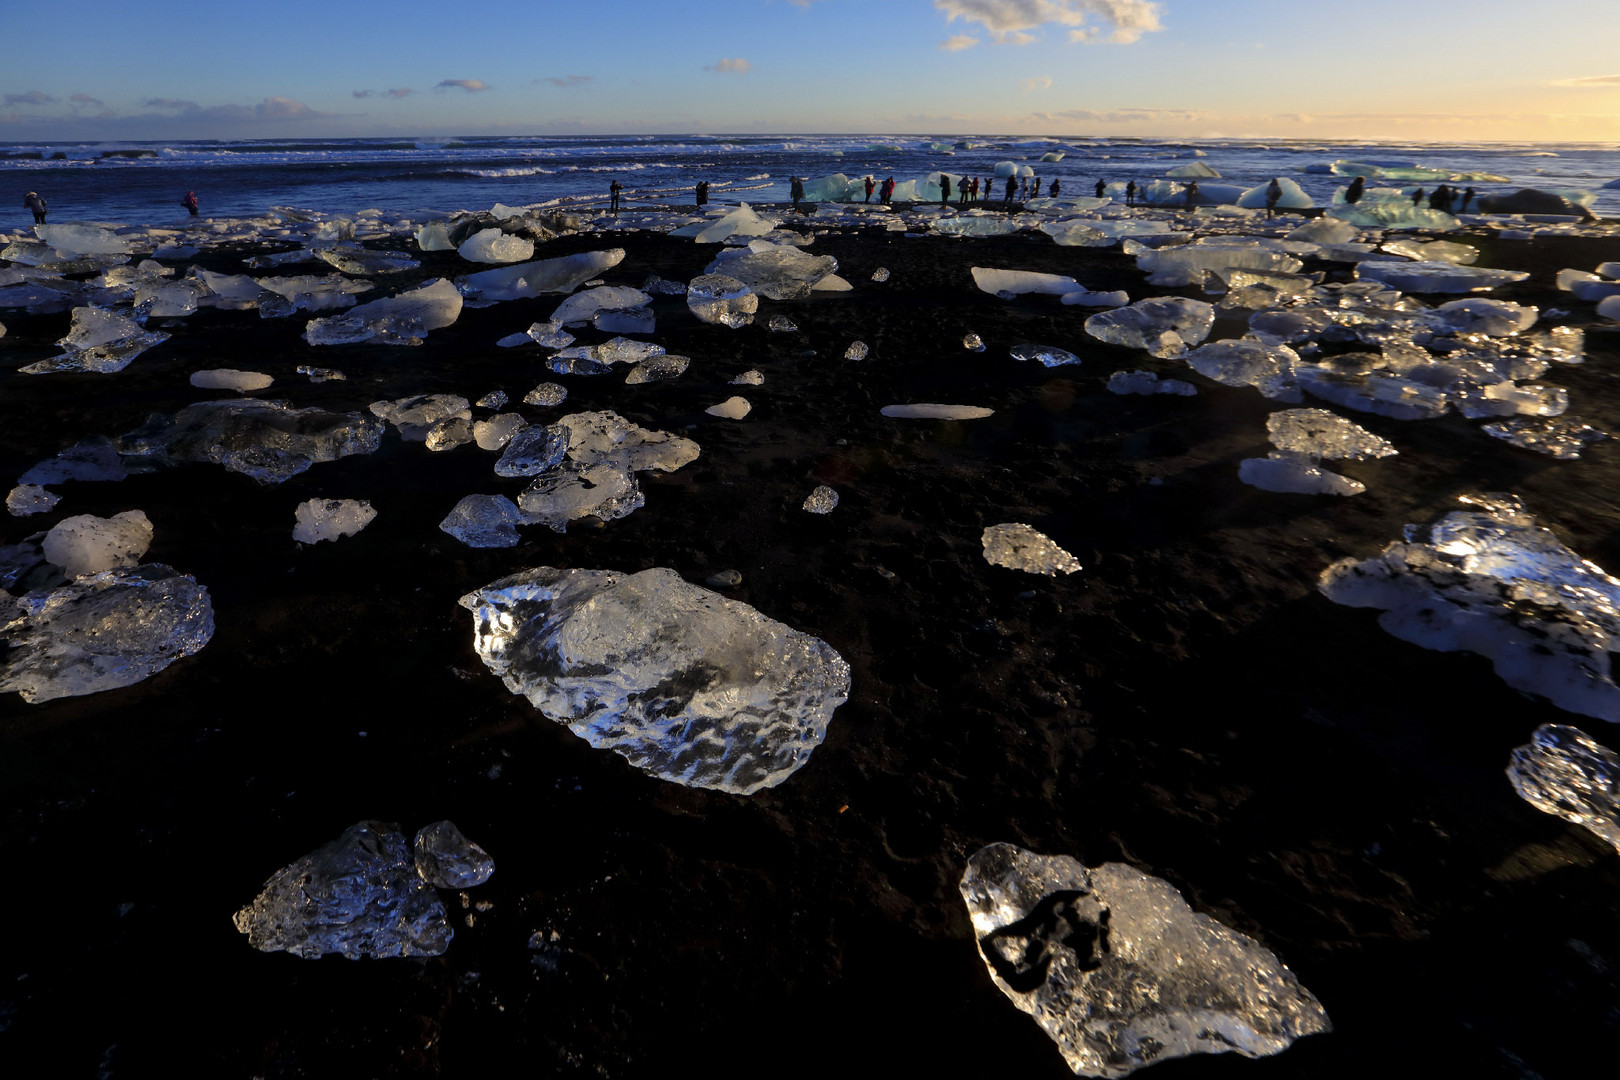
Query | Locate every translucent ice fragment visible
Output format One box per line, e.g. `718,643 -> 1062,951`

1355,260 -> 1529,294
369,394 -> 472,441
1240,452 -> 1365,495
686,274 -> 757,328
705,243 -> 839,300
523,382 -> 568,408
413,821 -> 495,888
0,564 -> 214,703
1482,416 -> 1607,459
768,315 -> 799,333
971,267 -> 1079,298
1267,408 -> 1396,459
7,485 -> 60,517
802,486 -> 839,514
494,424 -> 569,477
960,843 -> 1330,1078
1107,370 -> 1197,396
963,332 -> 985,352
981,524 -> 1080,576
625,355 -> 689,384
549,285 -> 651,327
24,306 -> 169,374
881,404 -> 993,419
457,566 -> 851,794
1507,724 -> 1620,855
458,227 -> 534,264
43,510 -> 153,577
844,341 -> 869,361
1184,339 -> 1302,401
116,399 -> 384,484
35,223 -> 130,256
305,278 -> 462,345
473,413 -> 526,451
18,436 -> 128,485
439,494 -> 526,548
1010,343 -> 1080,368
456,249 -> 626,302
731,369 -> 764,385
292,498 -> 376,544
1085,297 -> 1215,359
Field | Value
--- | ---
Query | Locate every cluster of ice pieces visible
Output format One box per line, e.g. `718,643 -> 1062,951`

981,524 -> 1080,576
232,820 -> 493,960
960,843 -> 1330,1077
1320,494 -> 1620,721
1507,724 -> 1620,855
1240,408 -> 1398,496
1086,297 -> 1216,359
458,567 -> 851,794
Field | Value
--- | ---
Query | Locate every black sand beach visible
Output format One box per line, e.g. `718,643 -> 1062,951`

2,211 -> 1619,1077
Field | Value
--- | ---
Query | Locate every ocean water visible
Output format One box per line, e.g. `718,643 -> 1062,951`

3,133 -> 1617,225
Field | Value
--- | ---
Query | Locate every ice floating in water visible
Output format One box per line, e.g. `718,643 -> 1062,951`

1481,416 -> 1608,460
881,404 -> 994,420
1319,493 -> 1620,721
439,494 -> 527,549
191,368 -> 273,392
1086,297 -> 1215,359
686,273 -> 757,328
292,499 -> 376,544
1355,260 -> 1530,294
0,563 -> 214,703
705,242 -> 839,300
457,228 -> 534,264
1107,370 -> 1198,396
1239,452 -> 1365,496
233,820 -> 491,960
1507,724 -> 1620,855
960,842 -> 1330,1078
369,394 -> 471,441
7,485 -> 60,517
21,306 -> 170,375
304,278 -> 462,345
981,524 -> 1080,576
43,510 -> 153,578
458,566 -> 851,794
803,486 -> 838,514
1009,343 -> 1080,368
972,267 -> 1079,298
706,396 -> 752,419
1267,408 -> 1396,460
456,249 -> 625,302
117,399 -> 385,484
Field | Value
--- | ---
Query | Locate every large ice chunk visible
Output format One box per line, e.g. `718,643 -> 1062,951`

685,203 -> 778,244
21,306 -> 169,375
960,843 -> 1330,1078
1085,298 -> 1215,359
457,228 -> 535,264
1319,493 -> 1620,721
1267,408 -> 1396,459
686,273 -> 757,328
972,267 -> 1079,298
456,249 -> 625,302
369,394 -> 471,441
0,564 -> 214,703
1507,724 -> 1620,855
981,524 -> 1080,576
35,223 -> 130,256
1183,339 -> 1301,400
43,510 -> 153,577
18,436 -> 127,485
458,566 -> 852,794
548,285 -> 651,327
304,278 -> 462,345
116,399 -> 385,483
439,494 -> 527,548
1355,260 -> 1530,294
705,243 -> 839,300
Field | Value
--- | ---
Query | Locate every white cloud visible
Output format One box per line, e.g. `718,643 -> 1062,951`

934,0 -> 1164,45
436,79 -> 488,92
940,34 -> 980,51
706,58 -> 753,74
1020,75 -> 1053,92
1552,74 -> 1620,87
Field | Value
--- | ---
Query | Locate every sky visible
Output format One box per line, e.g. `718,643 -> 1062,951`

3,0 -> 1617,143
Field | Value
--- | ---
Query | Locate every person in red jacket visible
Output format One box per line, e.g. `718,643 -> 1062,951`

863,176 -> 875,203
181,190 -> 200,216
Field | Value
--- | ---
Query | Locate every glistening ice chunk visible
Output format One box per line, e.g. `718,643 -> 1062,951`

1085,298 -> 1215,359
1507,724 -> 1620,855
972,267 -> 1080,298
292,499 -> 377,544
116,399 -> 384,484
457,228 -> 534,264
1183,340 -> 1301,401
1010,343 -> 1080,368
232,821 -> 452,960
1239,452 -> 1365,496
369,394 -> 471,441
0,564 -> 214,703
304,278 -> 462,345
457,567 -> 852,794
686,274 -> 757,328
1482,416 -> 1608,460
24,306 -> 169,374
439,495 -> 526,548
457,249 -> 625,302
1355,261 -> 1529,294
1318,494 -> 1620,721
981,524 -> 1080,576
705,243 -> 838,300
960,843 -> 1330,1078
1267,408 -> 1396,460
43,511 -> 153,577
803,486 -> 838,514
413,821 -> 495,888
7,485 -> 60,517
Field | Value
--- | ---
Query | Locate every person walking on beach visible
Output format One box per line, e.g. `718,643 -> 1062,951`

1345,176 -> 1365,205
609,179 -> 622,212
969,176 -> 980,203
1004,175 -> 1016,205
958,175 -> 970,205
1095,179 -> 1106,199
1049,178 -> 1060,198
1184,181 -> 1199,209
864,176 -> 875,203
1264,178 -> 1283,218
880,176 -> 894,205
23,191 -> 47,224
181,190 -> 199,217
790,176 -> 805,205
1125,179 -> 1136,207
695,180 -> 709,206
984,177 -> 993,203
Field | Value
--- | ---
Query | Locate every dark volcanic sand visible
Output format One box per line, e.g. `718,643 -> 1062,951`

2,214 -> 1619,1078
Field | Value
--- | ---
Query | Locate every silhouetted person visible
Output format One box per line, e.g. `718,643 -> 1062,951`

939,174 -> 951,207
864,176 -> 875,203
23,191 -> 46,224
959,176 -> 970,205
1184,181 -> 1199,209
790,176 -> 804,205
1345,176 -> 1365,204
984,177 -> 994,203
609,179 -> 622,212
1264,178 -> 1283,218
181,190 -> 199,216
1095,179 -> 1105,199
1428,185 -> 1447,211
1049,178 -> 1060,198
1125,180 -> 1136,207
1411,187 -> 1424,207
1459,186 -> 1475,212
969,176 -> 980,202
880,176 -> 894,205
695,181 -> 709,206
1005,175 -> 1016,204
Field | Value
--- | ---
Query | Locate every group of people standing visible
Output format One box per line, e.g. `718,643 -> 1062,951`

20,189 -> 200,225
1411,184 -> 1474,214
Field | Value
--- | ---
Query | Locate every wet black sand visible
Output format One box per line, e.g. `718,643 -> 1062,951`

2,216 -> 1619,1078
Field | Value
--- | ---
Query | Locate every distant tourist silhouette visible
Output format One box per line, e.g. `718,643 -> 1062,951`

1459,186 -> 1475,212
1184,181 -> 1199,209
1264,178 -> 1283,218
23,191 -> 46,224
790,176 -> 804,205
695,180 -> 709,206
1345,176 -> 1365,204
1125,180 -> 1136,207
1005,175 -> 1016,204
609,179 -> 622,212
1095,179 -> 1105,199
864,176 -> 875,203
181,190 -> 199,216
1049,178 -> 1059,198
1411,187 -> 1424,207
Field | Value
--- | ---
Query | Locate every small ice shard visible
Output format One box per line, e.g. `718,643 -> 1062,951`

1183,339 -> 1302,401
1482,416 -> 1607,459
768,314 -> 799,333
871,267 -> 890,282
960,843 -> 1331,1078
881,404 -> 994,419
495,424 -> 569,477
476,390 -> 509,410
43,510 -> 153,578
1355,260 -> 1530,294
523,321 -> 575,348
457,566 -> 852,794
963,332 -> 985,352
1085,297 -> 1215,359
473,413 -> 526,451
1010,343 -> 1080,368
413,821 -> 495,888
1267,408 -> 1396,459
643,274 -> 687,296
706,396 -> 752,419
1507,724 -> 1620,855
305,278 -> 462,345
22,306 -> 170,375
116,399 -> 384,484
686,274 -> 757,328
456,248 -> 626,302
425,416 -> 474,451
844,341 -> 869,361
625,354 -> 690,384
232,821 -> 456,960
981,524 -> 1080,576
802,486 -> 839,514
7,485 -> 61,516
971,267 -> 1080,298
705,243 -> 839,300
457,227 -> 535,264
296,365 -> 346,382
292,499 -> 377,544
439,494 -> 526,548
191,368 -> 273,392
548,285 -> 652,327
731,369 -> 764,386
18,436 -> 127,485
1239,452 -> 1366,495
523,382 -> 568,407
1319,493 -> 1620,720
1107,369 -> 1198,396
369,394 -> 472,441
0,564 -> 214,703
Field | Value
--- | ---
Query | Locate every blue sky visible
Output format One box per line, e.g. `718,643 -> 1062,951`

4,0 -> 1617,142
